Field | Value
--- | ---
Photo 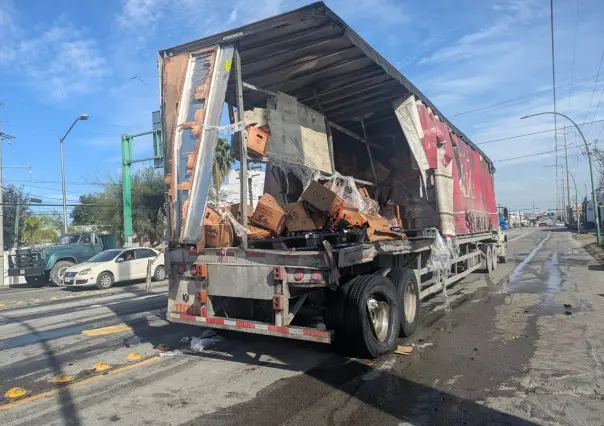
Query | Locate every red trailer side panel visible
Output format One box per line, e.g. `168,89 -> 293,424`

415,102 -> 498,236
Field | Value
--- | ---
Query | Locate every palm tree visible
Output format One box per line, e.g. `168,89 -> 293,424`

212,138 -> 234,204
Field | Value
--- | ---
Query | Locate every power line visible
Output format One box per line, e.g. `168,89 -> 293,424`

494,141 -> 597,163
581,48 -> 604,126
476,117 -> 604,146
448,72 -> 604,119
567,0 -> 581,106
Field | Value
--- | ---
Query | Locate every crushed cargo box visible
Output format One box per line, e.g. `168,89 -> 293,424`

301,181 -> 343,217
364,215 -> 391,233
204,223 -> 234,248
230,203 -> 253,221
204,206 -> 222,225
248,225 -> 272,240
336,206 -> 366,227
366,228 -> 406,242
283,202 -> 317,232
251,193 -> 287,234
247,126 -> 269,156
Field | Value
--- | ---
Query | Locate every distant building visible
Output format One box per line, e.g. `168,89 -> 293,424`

220,168 -> 266,208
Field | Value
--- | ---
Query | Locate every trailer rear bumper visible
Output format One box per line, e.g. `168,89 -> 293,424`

167,312 -> 333,344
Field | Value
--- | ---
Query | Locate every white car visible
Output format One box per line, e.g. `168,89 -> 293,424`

62,247 -> 166,290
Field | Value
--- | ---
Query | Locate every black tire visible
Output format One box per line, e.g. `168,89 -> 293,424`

25,276 -> 47,287
50,261 -> 75,287
153,265 -> 166,281
342,275 -> 400,358
96,272 -> 114,290
387,268 -> 419,337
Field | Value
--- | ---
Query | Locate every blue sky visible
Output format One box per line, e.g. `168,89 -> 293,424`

1,0 -> 603,217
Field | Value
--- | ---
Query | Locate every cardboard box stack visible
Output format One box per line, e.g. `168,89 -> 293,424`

199,178 -> 406,249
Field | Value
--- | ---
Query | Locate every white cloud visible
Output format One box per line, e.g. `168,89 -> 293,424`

0,11 -> 108,100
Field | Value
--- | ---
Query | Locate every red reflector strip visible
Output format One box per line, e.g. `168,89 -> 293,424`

268,325 -> 289,333
180,314 -> 196,321
303,329 -> 330,339
216,251 -> 235,257
207,317 -> 225,325
188,251 -> 197,257
235,321 -> 255,329
245,251 -> 266,258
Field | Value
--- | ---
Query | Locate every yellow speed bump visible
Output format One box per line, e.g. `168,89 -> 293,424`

127,352 -> 142,361
93,362 -> 110,372
51,375 -> 72,384
4,387 -> 27,399
82,324 -> 132,336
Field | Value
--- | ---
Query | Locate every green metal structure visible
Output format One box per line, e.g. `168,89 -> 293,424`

121,111 -> 163,247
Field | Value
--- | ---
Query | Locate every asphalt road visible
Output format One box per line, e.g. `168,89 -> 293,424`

1,227 -> 603,425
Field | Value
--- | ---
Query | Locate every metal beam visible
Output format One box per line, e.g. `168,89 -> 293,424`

298,72 -> 387,102
262,56 -> 368,89
235,48 -> 249,249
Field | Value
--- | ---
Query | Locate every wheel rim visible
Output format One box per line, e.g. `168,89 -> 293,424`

403,281 -> 417,323
57,267 -> 69,285
100,274 -> 112,288
156,267 -> 165,280
367,296 -> 390,342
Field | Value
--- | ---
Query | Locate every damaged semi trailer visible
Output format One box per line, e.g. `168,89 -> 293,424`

160,1 -> 507,358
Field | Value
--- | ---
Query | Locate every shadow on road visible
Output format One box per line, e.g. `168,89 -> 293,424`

0,314 -> 82,426
179,340 -> 538,426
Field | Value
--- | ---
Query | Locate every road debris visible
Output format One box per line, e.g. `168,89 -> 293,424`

180,336 -> 191,344
394,345 -> 414,355
563,303 -> 572,308
156,344 -> 170,351
190,335 -> 223,352
159,350 -> 182,358
200,330 -> 217,339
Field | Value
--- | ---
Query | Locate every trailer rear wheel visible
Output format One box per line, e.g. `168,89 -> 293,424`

387,268 -> 419,337
481,245 -> 493,273
343,275 -> 400,358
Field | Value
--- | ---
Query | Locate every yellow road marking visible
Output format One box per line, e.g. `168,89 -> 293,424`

15,301 -> 23,305
127,352 -> 142,361
51,375 -> 72,384
93,362 -> 110,371
81,324 -> 132,336
0,304 -> 4,308
50,296 -> 57,300
0,356 -> 160,410
33,298 -> 40,302
4,387 -> 27,399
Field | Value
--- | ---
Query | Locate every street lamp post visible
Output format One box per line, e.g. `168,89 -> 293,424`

521,112 -> 601,245
60,114 -> 88,233
544,165 -> 580,234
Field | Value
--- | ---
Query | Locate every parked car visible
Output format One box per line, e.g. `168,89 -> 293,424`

8,232 -> 117,287
62,247 -> 165,290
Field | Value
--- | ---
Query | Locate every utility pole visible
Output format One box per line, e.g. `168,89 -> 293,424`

0,128 -> 16,288
13,195 -> 20,250
563,128 -> 571,222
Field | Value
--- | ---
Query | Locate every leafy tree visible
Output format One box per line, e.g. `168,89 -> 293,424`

2,185 -> 30,249
212,138 -> 234,202
71,167 -> 165,245
22,216 -> 59,246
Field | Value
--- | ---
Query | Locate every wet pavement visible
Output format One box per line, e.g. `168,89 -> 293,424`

1,228 -> 603,425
